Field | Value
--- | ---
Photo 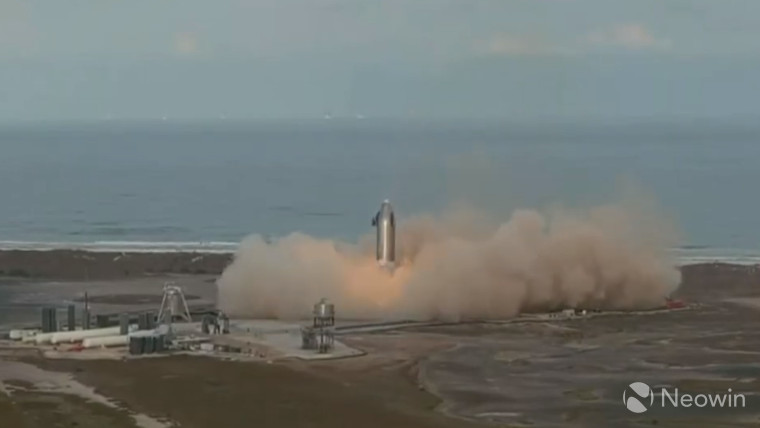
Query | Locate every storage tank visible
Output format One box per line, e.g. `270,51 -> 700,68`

129,336 -> 144,355
155,334 -> 166,352
67,305 -> 76,331
22,333 -> 40,343
82,335 -> 129,349
144,336 -> 156,354
49,326 -> 129,344
9,329 -> 40,340
313,298 -> 335,327
119,313 -> 129,335
34,332 -> 58,345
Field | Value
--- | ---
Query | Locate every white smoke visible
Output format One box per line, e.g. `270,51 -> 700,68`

217,195 -> 681,321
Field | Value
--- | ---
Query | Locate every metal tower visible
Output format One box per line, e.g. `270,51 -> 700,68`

157,282 -> 192,325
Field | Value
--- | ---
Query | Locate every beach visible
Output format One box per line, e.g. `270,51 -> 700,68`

1,247 -> 759,281
0,250 -> 232,280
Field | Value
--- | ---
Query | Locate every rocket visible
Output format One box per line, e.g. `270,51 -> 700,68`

372,199 -> 396,270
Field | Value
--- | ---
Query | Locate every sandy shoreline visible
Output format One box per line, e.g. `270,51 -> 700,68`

0,250 -> 233,280
0,248 -> 757,281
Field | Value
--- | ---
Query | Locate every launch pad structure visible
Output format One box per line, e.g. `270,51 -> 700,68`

301,298 -> 336,353
157,282 -> 193,325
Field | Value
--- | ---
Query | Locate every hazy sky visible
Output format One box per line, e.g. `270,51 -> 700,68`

1,0 -> 759,121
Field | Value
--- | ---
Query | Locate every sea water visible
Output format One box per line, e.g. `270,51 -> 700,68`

1,118 -> 759,265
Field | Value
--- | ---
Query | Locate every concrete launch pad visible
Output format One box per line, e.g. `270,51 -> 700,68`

2,319 -> 365,362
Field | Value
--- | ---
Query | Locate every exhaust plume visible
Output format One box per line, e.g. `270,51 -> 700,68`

217,199 -> 681,321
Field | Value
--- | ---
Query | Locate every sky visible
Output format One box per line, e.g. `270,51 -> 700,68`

1,0 -> 759,121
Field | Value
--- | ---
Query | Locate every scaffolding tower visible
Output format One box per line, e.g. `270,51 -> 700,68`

157,282 -> 192,326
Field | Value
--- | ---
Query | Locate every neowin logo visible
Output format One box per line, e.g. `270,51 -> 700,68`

623,381 -> 746,413
623,382 -> 654,413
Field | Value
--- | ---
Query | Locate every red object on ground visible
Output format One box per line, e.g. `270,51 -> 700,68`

69,344 -> 85,352
665,298 -> 686,309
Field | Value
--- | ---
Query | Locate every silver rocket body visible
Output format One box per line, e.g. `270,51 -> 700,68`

372,199 -> 396,270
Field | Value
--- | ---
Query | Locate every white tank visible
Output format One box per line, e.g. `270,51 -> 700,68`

82,335 -> 129,349
49,326 -> 131,344
22,333 -> 39,343
9,329 -> 40,340
34,332 -> 58,345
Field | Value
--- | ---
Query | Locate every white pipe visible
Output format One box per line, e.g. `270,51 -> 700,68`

80,328 -> 160,349
34,332 -> 57,345
10,329 -> 40,340
82,335 -> 129,349
129,329 -> 160,337
22,333 -> 40,343
50,326 -> 136,344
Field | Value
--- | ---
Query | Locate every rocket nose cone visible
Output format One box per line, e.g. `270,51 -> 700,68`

383,199 -> 390,204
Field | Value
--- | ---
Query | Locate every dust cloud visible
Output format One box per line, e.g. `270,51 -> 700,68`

216,195 -> 682,321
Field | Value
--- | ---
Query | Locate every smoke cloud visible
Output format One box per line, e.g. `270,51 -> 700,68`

217,194 -> 682,322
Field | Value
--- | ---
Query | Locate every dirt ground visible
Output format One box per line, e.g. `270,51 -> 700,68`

0,249 -> 231,280
0,383 -> 138,428
13,352 -> 479,428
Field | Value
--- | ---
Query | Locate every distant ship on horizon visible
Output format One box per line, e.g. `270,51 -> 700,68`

322,112 -> 366,120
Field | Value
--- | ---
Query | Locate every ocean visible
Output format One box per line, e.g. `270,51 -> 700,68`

1,118 -> 759,265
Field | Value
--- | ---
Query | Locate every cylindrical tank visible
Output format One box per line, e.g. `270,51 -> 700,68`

138,312 -> 154,330
169,292 -> 182,318
41,307 -> 58,333
95,315 -> 110,328
41,307 -> 50,333
119,313 -> 129,335
372,200 -> 396,269
9,329 -> 40,340
49,326 -> 128,344
82,309 -> 91,330
313,298 -> 335,328
23,333 -> 40,343
313,298 -> 335,319
129,336 -> 144,355
82,335 -> 129,349
144,335 -> 156,354
33,332 -> 59,345
155,334 -> 166,352
67,305 -> 76,331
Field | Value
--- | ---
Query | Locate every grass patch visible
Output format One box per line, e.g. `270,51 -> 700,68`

0,390 -> 26,426
4,388 -> 139,428
1,268 -> 30,278
563,387 -> 598,401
